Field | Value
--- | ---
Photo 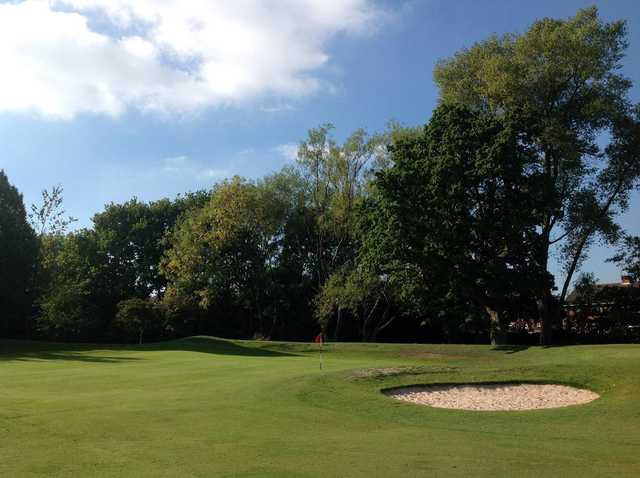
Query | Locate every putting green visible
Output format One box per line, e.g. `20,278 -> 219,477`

1,337 -> 639,477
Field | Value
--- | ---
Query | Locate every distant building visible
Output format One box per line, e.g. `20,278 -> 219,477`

565,275 -> 637,305
564,276 -> 640,334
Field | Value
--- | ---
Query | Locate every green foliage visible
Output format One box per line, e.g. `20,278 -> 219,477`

161,124 -> 392,341
573,272 -> 599,301
294,124 -> 397,340
162,176 -> 296,337
35,230 -> 102,340
315,267 -> 402,341
367,104 -> 545,344
296,124 -> 389,287
33,192 -> 209,342
609,235 -> 640,282
0,170 -> 38,337
115,298 -> 164,344
434,7 -> 630,120
92,192 -> 210,302
434,7 -> 640,343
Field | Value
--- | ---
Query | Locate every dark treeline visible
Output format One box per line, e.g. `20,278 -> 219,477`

1,7 -> 640,345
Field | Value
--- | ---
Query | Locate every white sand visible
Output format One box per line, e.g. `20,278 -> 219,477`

384,383 -> 599,411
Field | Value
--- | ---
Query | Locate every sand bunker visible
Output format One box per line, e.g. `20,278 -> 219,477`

384,383 -> 599,411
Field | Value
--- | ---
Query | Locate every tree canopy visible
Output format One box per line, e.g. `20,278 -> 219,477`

365,104 -> 546,344
0,170 -> 38,337
434,6 -> 640,343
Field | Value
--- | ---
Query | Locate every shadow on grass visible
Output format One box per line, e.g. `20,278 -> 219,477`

4,351 -> 143,364
0,336 -> 298,363
145,336 -> 298,357
491,344 -> 562,354
491,345 -> 531,354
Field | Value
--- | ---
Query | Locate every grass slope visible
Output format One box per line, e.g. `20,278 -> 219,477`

1,337 -> 639,477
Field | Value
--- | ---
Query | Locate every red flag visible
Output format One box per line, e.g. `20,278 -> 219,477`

314,333 -> 323,344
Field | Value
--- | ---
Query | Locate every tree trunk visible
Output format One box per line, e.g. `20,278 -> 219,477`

24,315 -> 31,340
333,307 -> 342,341
370,306 -> 396,342
559,180 -> 627,311
361,296 -> 381,341
485,306 -> 507,346
139,328 -> 143,345
536,217 -> 555,346
538,293 -> 553,346
268,314 -> 278,341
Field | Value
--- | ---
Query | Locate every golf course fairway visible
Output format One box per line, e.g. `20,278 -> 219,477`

1,337 -> 639,477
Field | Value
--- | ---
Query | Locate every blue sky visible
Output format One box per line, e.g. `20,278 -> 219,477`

0,0 -> 639,286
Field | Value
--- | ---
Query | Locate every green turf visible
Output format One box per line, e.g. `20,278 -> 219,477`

1,337 -> 639,477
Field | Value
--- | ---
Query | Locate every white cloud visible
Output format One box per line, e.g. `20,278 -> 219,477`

260,103 -> 295,114
274,143 -> 299,162
0,0 -> 384,118
161,155 -> 191,172
198,168 -> 229,180
161,155 -> 229,180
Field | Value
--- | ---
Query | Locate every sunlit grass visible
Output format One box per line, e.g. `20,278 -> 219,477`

1,337 -> 639,477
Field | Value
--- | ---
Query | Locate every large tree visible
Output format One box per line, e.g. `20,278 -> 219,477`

162,176 -> 295,338
295,124 -> 388,291
28,185 -> 78,338
35,230 -> 103,341
434,7 -> 640,343
33,192 -> 209,342
0,170 -> 38,337
367,104 -> 544,345
92,192 -> 210,304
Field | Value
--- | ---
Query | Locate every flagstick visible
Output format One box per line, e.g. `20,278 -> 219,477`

319,339 -> 323,370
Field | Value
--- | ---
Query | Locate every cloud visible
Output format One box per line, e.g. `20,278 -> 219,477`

162,155 -> 190,170
260,103 -> 295,114
0,0 -> 385,118
274,143 -> 299,162
161,155 -> 229,180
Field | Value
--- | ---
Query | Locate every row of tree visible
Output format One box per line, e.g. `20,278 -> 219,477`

1,7 -> 639,345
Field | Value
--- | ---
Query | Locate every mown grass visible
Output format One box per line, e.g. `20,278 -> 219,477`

1,337 -> 639,477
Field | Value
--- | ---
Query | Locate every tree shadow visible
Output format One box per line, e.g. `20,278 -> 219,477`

142,336 -> 299,357
5,352 -> 143,363
491,345 -> 531,354
0,341 -> 144,363
0,336 -> 298,363
491,344 -> 564,354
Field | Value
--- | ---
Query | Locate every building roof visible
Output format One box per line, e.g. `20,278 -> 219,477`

566,279 -> 639,305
